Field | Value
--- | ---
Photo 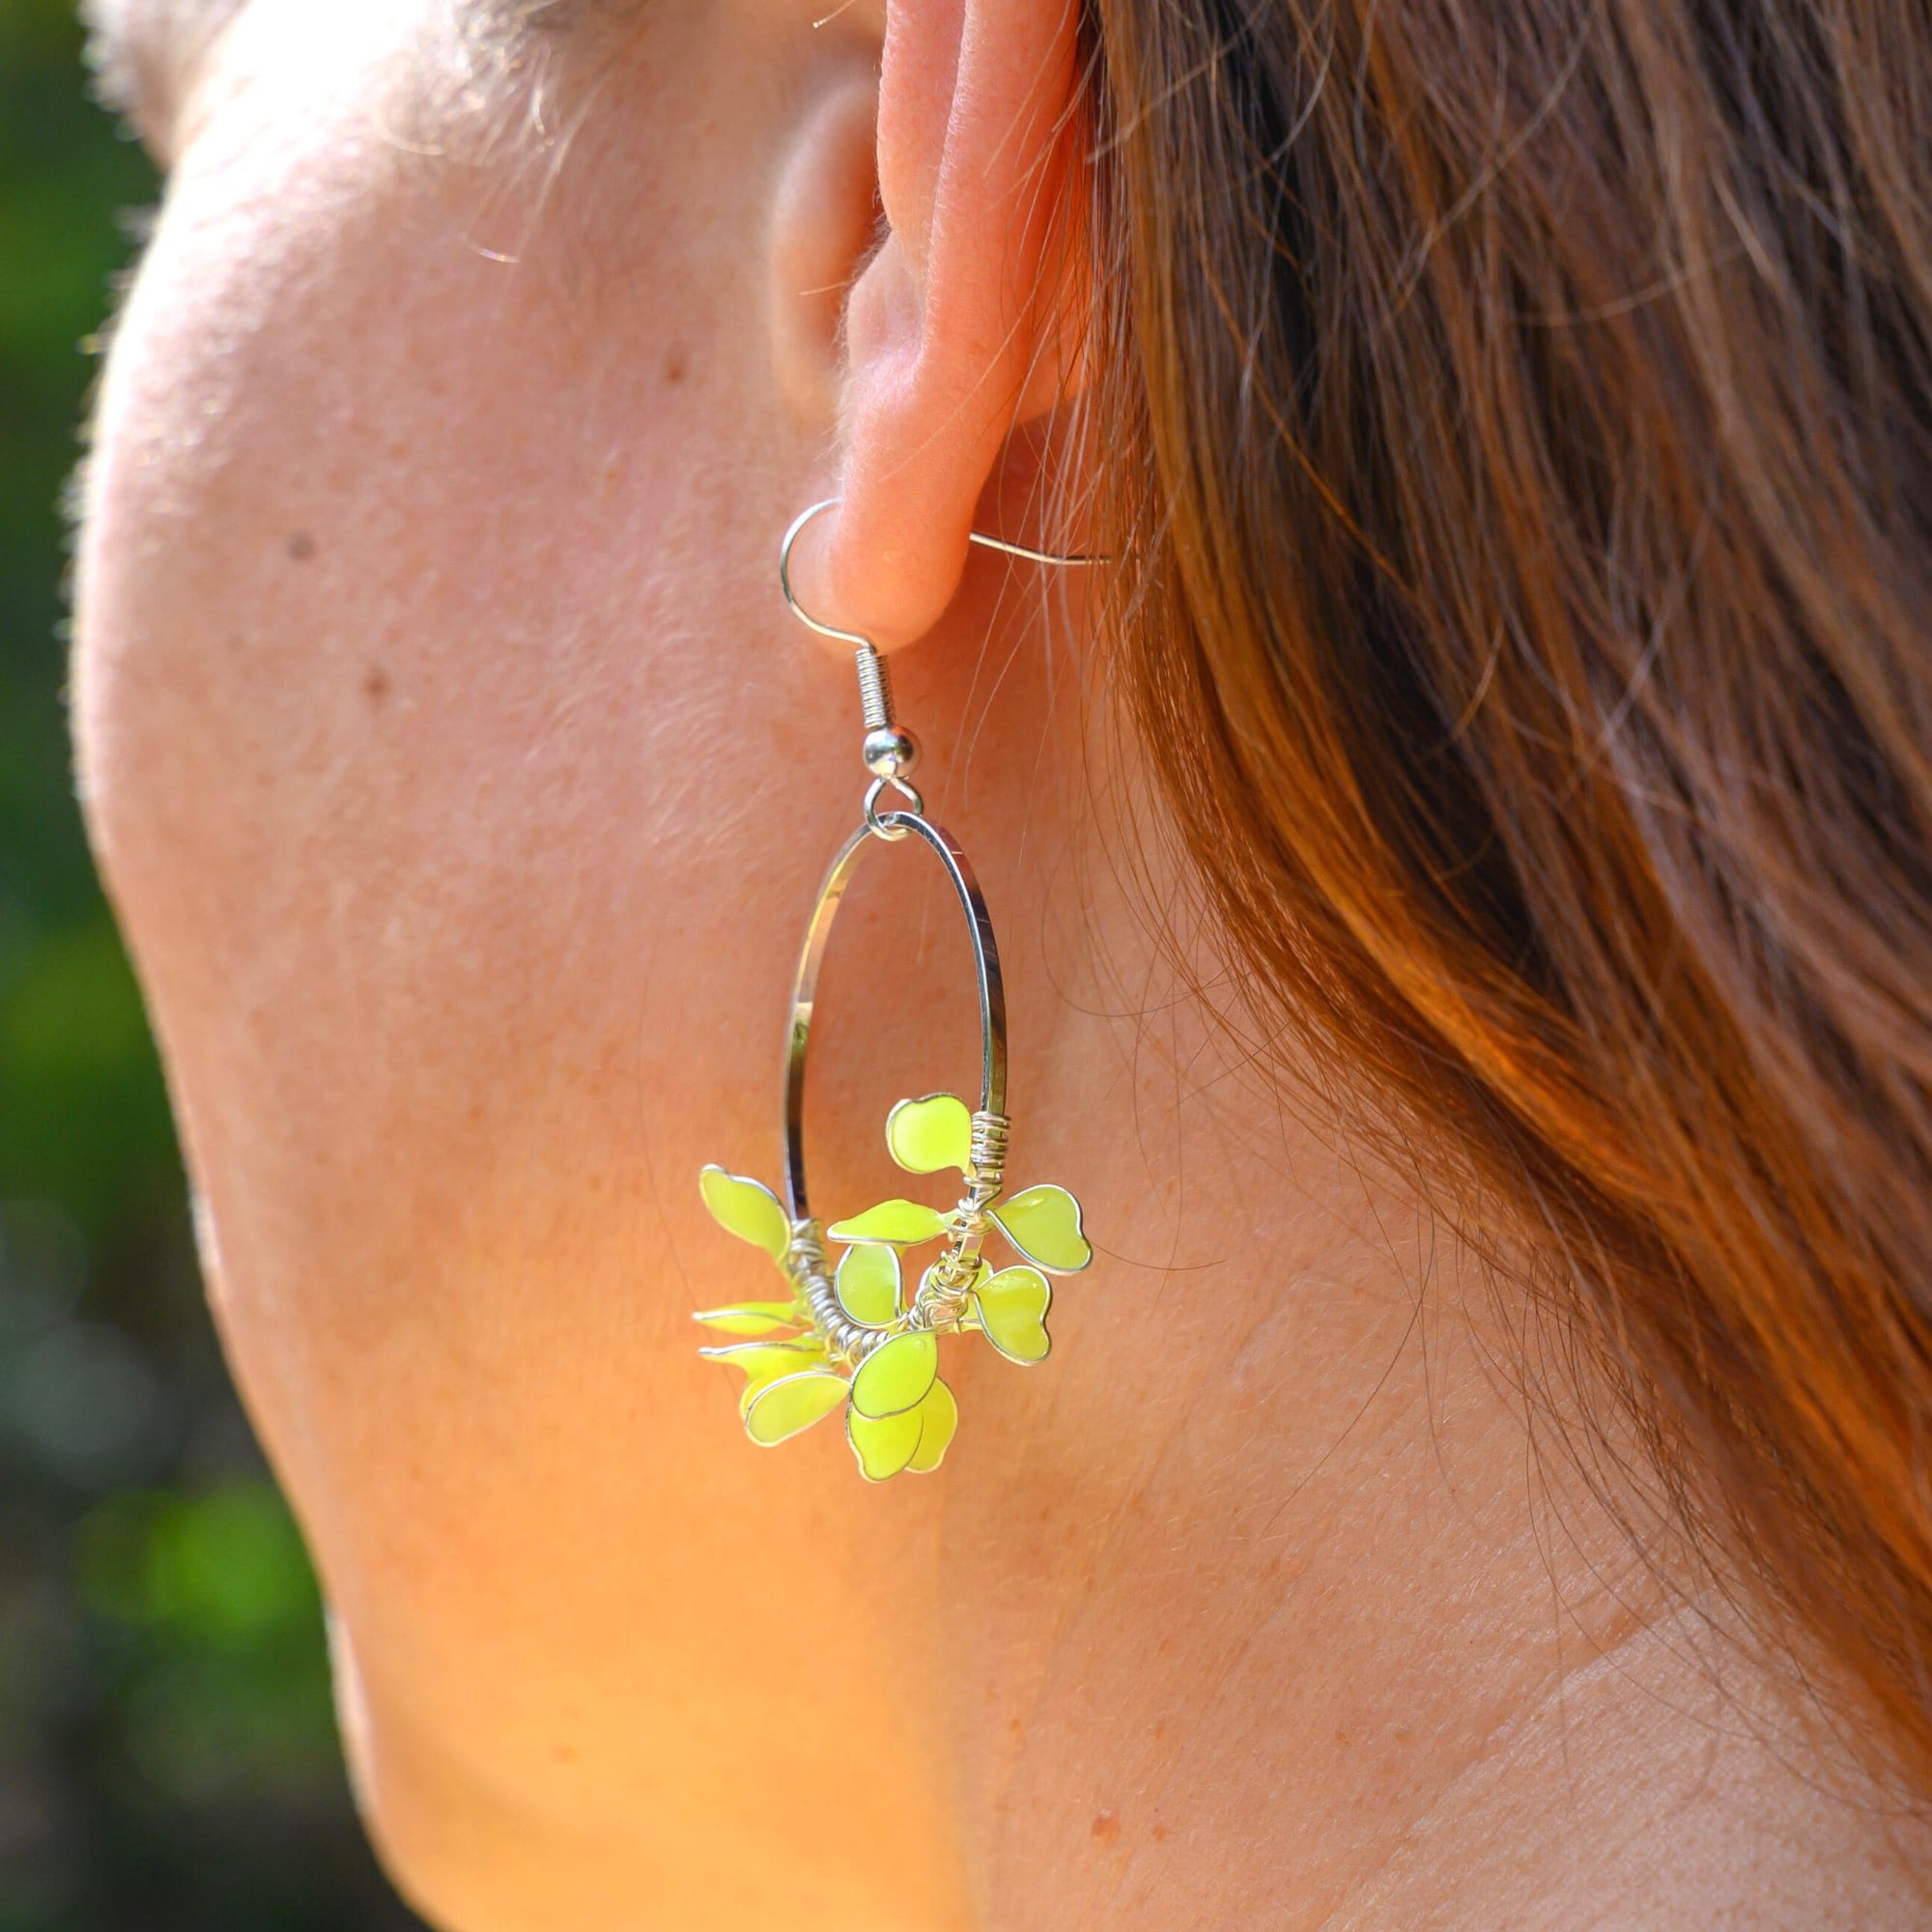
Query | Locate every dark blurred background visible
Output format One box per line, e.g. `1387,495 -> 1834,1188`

0,6 -> 426,1926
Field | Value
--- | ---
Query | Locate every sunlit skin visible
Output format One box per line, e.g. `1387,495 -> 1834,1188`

71,2 -> 1932,1928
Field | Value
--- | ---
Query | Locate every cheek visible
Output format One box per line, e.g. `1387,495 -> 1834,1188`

74,76 -> 740,1498
70,31 -> 972,1922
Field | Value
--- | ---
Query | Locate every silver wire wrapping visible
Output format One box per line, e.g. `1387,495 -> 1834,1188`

784,1219 -> 883,1367
968,1108 -> 1009,1191
916,1245 -> 982,1325
784,1110 -> 1020,1350
854,643 -> 895,732
905,1109 -> 1013,1326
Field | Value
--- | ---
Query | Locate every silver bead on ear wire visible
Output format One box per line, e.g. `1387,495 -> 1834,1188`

855,646 -> 921,781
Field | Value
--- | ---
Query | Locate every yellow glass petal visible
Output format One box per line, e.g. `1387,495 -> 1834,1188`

692,1301 -> 804,1337
907,1378 -> 959,1474
698,1166 -> 790,1261
826,1200 -> 949,1247
699,1339 -> 826,1393
885,1093 -> 973,1176
974,1264 -> 1052,1364
849,1331 -> 939,1419
988,1184 -> 1092,1273
846,1404 -> 923,1482
836,1242 -> 901,1326
742,1370 -> 850,1446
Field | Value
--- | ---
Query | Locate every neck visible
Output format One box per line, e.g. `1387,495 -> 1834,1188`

920,706 -> 1932,1928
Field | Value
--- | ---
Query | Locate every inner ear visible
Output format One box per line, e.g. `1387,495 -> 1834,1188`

768,71 -> 884,428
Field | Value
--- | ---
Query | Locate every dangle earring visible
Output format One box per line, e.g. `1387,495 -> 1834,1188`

692,498 -> 1096,1482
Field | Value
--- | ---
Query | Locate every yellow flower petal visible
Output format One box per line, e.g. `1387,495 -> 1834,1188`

885,1094 -> 973,1176
835,1242 -> 901,1326
846,1404 -> 923,1482
742,1371 -> 849,1446
698,1166 -> 790,1261
691,1301 -> 804,1337
826,1200 -> 950,1247
907,1378 -> 959,1474
849,1330 -> 938,1419
974,1265 -> 1052,1364
988,1184 -> 1091,1273
699,1339 -> 827,1394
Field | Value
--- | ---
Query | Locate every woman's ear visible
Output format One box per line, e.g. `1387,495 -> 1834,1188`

772,0 -> 1086,650
768,68 -> 884,428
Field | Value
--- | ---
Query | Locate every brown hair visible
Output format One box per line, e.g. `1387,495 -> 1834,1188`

1079,0 -> 1932,1785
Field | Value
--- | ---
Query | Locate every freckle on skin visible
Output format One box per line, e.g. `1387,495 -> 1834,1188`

1092,1808 -> 1122,1847
664,345 -> 689,384
287,530 -> 316,561
363,666 -> 390,706
1151,1823 -> 1170,1843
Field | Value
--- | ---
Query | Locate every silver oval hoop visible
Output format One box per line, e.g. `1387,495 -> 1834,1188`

781,810 -> 1007,1224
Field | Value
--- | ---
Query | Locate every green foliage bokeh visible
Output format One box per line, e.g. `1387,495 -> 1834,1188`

0,5 -> 425,1926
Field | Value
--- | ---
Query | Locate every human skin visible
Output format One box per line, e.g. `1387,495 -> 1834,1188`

71,1 -> 1932,1927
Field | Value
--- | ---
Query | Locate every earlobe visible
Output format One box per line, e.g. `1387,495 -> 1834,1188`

790,0 -> 1086,653
768,71 -> 884,429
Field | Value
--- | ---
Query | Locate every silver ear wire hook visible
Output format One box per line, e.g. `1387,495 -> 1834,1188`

779,497 -> 1102,645
778,497 -> 1102,838
778,498 -> 876,652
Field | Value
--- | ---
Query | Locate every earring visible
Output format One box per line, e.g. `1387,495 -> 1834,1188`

692,498 -> 1097,1482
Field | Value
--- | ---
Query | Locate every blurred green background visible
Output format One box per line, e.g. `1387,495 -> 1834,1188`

0,6 -> 426,1926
